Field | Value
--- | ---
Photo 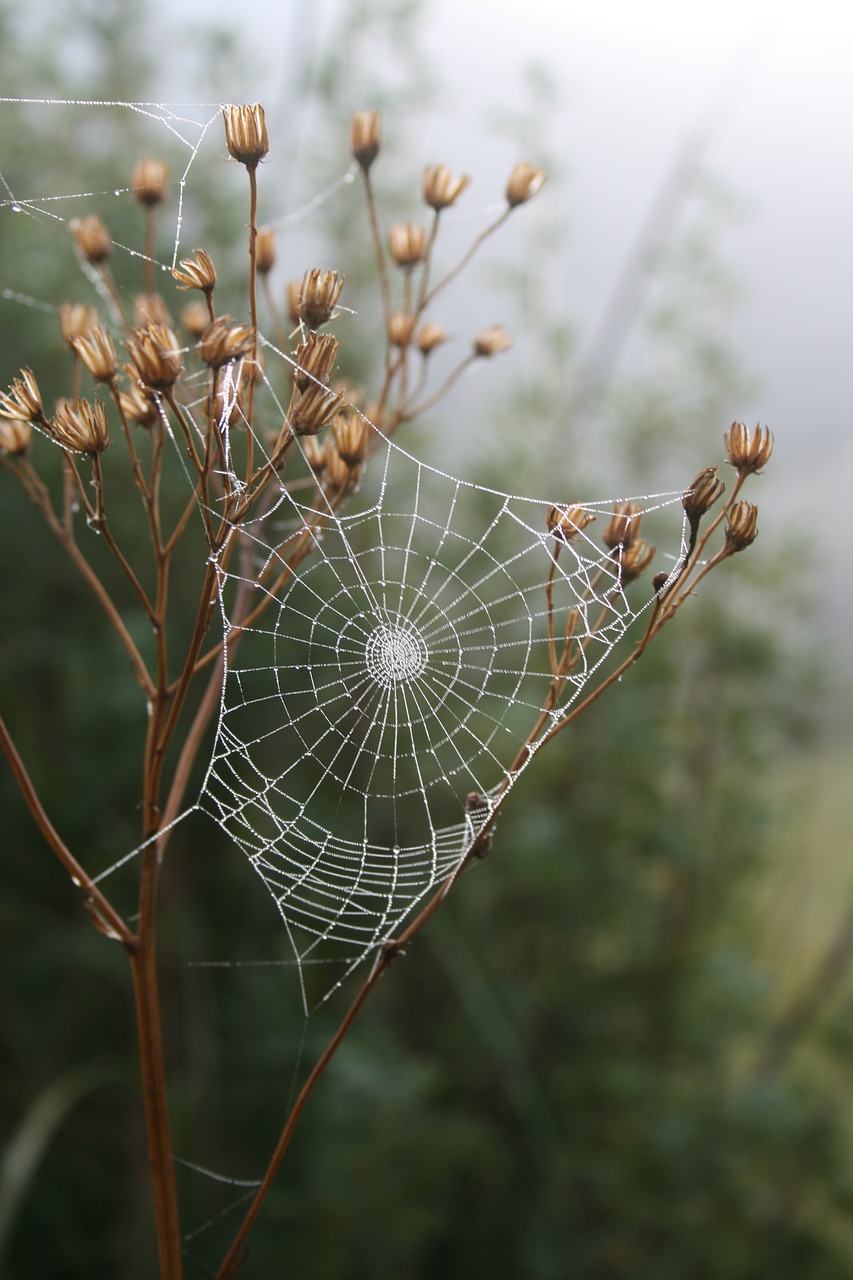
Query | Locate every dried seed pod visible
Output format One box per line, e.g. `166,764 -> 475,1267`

133,294 -> 173,329
222,103 -> 269,168
58,302 -> 99,348
506,161 -> 546,207
422,163 -> 469,211
293,333 -> 339,392
388,311 -> 416,348
50,397 -> 110,455
211,378 -> 247,429
70,215 -> 112,265
180,300 -> 210,339
256,227 -> 277,276
118,381 -> 160,429
324,444 -> 357,494
725,501 -> 759,551
332,410 -> 370,467
602,500 -> 643,550
172,247 -> 217,294
72,326 -> 119,383
289,384 -> 347,437
131,157 -> 169,207
547,504 -> 595,542
349,110 -> 381,171
615,538 -> 655,584
0,369 -> 44,423
0,418 -> 33,455
296,268 -> 344,330
724,421 -> 774,475
301,434 -> 326,473
682,466 -> 725,529
416,323 -> 447,355
198,316 -> 254,369
473,325 -> 512,358
388,223 -> 427,269
126,325 -> 183,390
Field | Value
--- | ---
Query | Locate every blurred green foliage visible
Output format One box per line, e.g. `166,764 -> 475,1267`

2,2 -> 852,1279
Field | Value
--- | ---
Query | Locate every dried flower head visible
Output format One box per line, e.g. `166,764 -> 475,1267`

131,157 -> 169,207
289,384 -> 347,437
133,294 -> 173,329
296,268 -> 345,330
198,316 -> 254,369
0,369 -> 44,423
286,281 -> 301,326
547,504 -> 595,542
388,311 -> 416,348
293,333 -> 339,392
301,434 -> 326,474
614,538 -> 655,584
126,325 -> 183,390
423,163 -> 469,211
222,103 -> 269,168
256,227 -> 277,276
211,376 -> 247,430
388,224 -> 428,270
70,215 -> 112,265
332,410 -> 370,467
324,444 -> 357,494
180,300 -> 210,339
473,325 -> 512,358
0,418 -> 33,455
49,397 -> 110,455
416,323 -> 448,355
118,381 -> 160,429
350,110 -> 382,171
72,326 -> 119,383
725,501 -> 759,552
682,466 -> 725,529
724,421 -> 774,475
602,501 -> 643,550
506,161 -> 546,208
58,302 -> 99,348
172,247 -> 217,295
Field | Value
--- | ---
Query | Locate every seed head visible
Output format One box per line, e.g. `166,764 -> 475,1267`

724,421 -> 774,475
222,103 -> 269,168
332,410 -> 370,467
301,434 -> 326,473
180,300 -> 210,339
324,444 -> 357,494
388,223 -> 428,270
725,501 -> 759,552
349,110 -> 381,171
506,161 -> 546,208
256,227 -> 277,276
58,302 -> 99,348
614,538 -> 655,585
172,247 -> 217,295
293,333 -> 339,392
118,381 -> 160,429
72,326 -> 119,383
289,384 -> 347,437
0,369 -> 44,423
423,163 -> 469,211
602,501 -> 643,550
198,316 -> 254,369
473,325 -> 512,358
296,268 -> 345,330
0,418 -> 33,455
133,294 -> 173,329
70,215 -> 112,265
416,323 -> 447,355
547,504 -> 595,542
126,325 -> 183,390
50,397 -> 110,455
388,311 -> 416,348
682,465 -> 725,529
131,157 -> 169,207
211,376 -> 247,430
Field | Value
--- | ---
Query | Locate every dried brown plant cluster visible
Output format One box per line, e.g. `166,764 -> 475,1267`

0,102 -> 771,1279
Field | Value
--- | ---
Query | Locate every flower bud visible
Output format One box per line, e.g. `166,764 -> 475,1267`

256,227 -> 277,276
349,110 -> 381,171
50,397 -> 110,455
222,103 -> 269,168
473,325 -> 512,358
423,163 -> 469,211
0,418 -> 33,455
547,504 -> 595,542
131,157 -> 169,207
682,466 -> 725,528
198,316 -> 254,369
172,247 -> 217,294
602,501 -> 643,550
506,161 -> 546,207
0,369 -> 44,423
388,223 -> 427,270
725,501 -> 759,552
126,325 -> 183,390
58,302 -> 99,348
296,268 -> 344,330
70,215 -> 112,265
724,421 -> 774,475
72,326 -> 119,383
332,410 -> 370,467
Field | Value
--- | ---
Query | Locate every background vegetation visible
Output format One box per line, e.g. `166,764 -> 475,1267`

1,1 -> 851,1277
